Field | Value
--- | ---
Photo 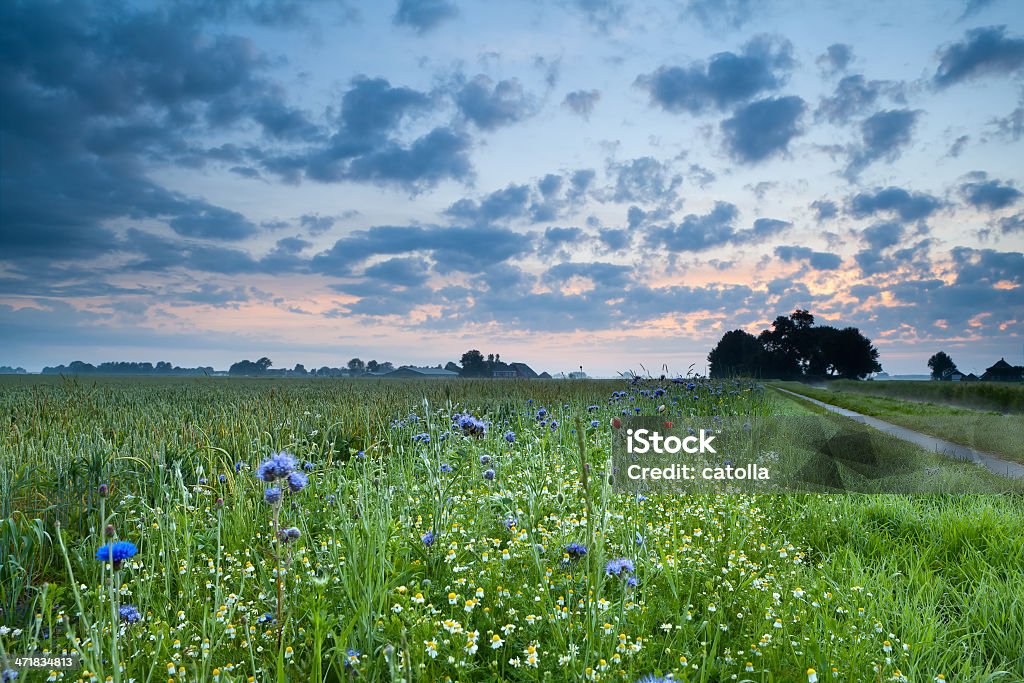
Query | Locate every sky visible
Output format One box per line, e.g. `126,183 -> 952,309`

2,0 -> 1023,376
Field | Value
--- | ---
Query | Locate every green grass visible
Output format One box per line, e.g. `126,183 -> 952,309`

773,382 -> 1024,465
0,376 -> 1022,682
828,379 -> 1024,413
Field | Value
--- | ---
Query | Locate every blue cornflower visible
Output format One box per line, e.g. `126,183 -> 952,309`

355,450 -> 366,459
304,461 -> 315,471
483,468 -> 495,480
235,461 -> 244,472
635,675 -> 669,683
1,669 -> 18,681
590,420 -> 600,427
344,648 -> 361,669
480,455 -> 491,464
439,463 -> 453,473
119,604 -> 142,624
198,477 -> 208,485
503,517 -> 518,529
536,408 -> 547,420
421,530 -> 435,547
686,382 -> 696,390
257,613 -> 275,624
278,526 -> 301,543
95,541 -> 138,564
256,452 -> 296,482
564,542 -> 587,560
605,557 -> 635,577
218,474 -> 227,483
286,471 -> 308,492
412,432 -> 430,444
626,575 -> 639,587
587,404 -> 599,412
457,414 -> 486,436
549,420 -> 559,430
504,431 -> 516,443
264,487 -> 282,505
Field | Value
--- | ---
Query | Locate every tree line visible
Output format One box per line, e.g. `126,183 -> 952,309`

707,310 -> 882,380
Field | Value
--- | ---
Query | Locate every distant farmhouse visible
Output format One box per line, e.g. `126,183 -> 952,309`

492,362 -> 540,379
383,366 -> 459,378
980,358 -> 1024,382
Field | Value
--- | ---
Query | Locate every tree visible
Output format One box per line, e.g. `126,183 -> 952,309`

367,360 -> 379,372
256,357 -> 272,372
927,351 -> 958,380
347,358 -> 365,375
292,363 -> 307,375
460,349 -> 487,377
822,327 -> 882,379
708,330 -> 762,378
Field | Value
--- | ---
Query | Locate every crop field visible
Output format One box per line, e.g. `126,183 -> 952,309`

823,380 -> 1024,414
2,376 -> 1024,682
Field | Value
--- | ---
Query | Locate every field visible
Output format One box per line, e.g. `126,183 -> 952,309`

2,376 -> 1024,682
773,382 -> 1024,465
824,380 -> 1024,414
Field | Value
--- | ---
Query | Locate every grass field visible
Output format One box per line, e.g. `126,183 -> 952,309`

826,379 -> 1024,414
774,382 -> 1024,465
1,376 -> 1023,682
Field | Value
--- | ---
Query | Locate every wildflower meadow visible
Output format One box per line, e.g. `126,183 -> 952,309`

1,375 -> 1023,682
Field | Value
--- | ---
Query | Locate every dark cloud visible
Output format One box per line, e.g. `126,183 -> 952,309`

362,257 -> 432,287
300,214 -> 336,235
311,224 -> 534,276
446,184 -> 532,223
960,0 -> 997,20
168,206 -> 258,240
959,173 -> 1022,210
560,0 -> 624,30
646,202 -> 790,252
860,222 -> 905,251
546,261 -> 633,288
844,109 -> 919,177
817,43 -> 853,74
607,157 -> 682,204
811,199 -> 838,222
950,247 -> 1024,285
635,36 -> 793,115
543,226 -> 585,247
261,77 -> 472,189
1000,213 -> 1024,233
947,134 -> 970,157
934,26 -> 1024,88
721,96 -> 805,163
989,104 -> 1023,140
455,75 -> 537,130
849,187 -> 943,222
683,0 -> 765,30
393,0 -> 457,33
174,284 -> 250,308
598,228 -> 632,252
563,90 -> 601,119
775,245 -> 842,270
816,75 -> 891,124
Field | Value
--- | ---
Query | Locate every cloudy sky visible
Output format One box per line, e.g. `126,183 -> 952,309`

2,0 -> 1023,375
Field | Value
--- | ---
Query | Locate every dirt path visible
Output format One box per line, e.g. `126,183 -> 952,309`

775,387 -> 1024,480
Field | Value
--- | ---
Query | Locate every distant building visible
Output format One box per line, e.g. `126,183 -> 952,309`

568,371 -> 587,379
538,371 -> 552,379
963,373 -> 979,381
382,366 -> 459,378
980,358 -> 1024,382
492,363 -> 540,379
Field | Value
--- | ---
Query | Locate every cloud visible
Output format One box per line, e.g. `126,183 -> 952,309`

1000,213 -> 1024,233
959,173 -> 1022,210
635,35 -> 793,115
860,221 -> 905,251
561,0 -> 624,30
811,199 -> 838,222
774,245 -> 842,270
950,247 -> 1024,285
682,0 -> 766,30
817,43 -> 854,74
362,257 -> 432,287
844,109 -> 919,177
393,0 -> 458,33
168,206 -> 258,240
300,214 -> 336,235
646,202 -> 790,251
455,75 -> 537,130
934,26 -> 1024,88
849,187 -> 943,221
446,184 -> 532,223
721,96 -> 805,163
816,75 -> 891,124
607,157 -> 682,204
563,89 -> 601,119
598,228 -> 632,251
311,224 -> 534,276
543,226 -> 585,248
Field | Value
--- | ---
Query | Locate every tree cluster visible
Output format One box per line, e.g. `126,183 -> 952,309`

927,351 -> 958,379
458,350 -> 513,377
42,360 -> 214,375
708,310 -> 882,380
